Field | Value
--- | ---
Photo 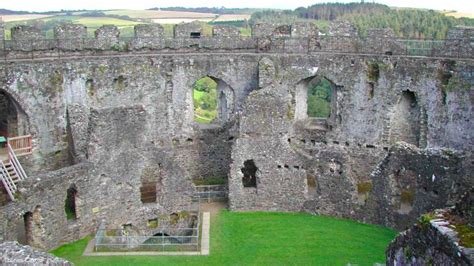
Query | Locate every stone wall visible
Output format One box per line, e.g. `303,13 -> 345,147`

2,23 -> 473,59
0,22 -> 472,250
174,21 -> 202,38
386,190 -> 474,265
0,241 -> 72,265
213,25 -> 240,37
0,53 -> 258,249
54,23 -> 87,51
228,54 -> 473,229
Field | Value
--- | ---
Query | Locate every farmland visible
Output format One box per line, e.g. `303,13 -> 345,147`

1,9 -> 250,38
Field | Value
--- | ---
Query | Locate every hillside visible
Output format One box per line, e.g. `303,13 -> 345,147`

250,3 -> 474,39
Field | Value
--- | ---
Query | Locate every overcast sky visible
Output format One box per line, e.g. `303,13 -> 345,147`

1,0 -> 473,13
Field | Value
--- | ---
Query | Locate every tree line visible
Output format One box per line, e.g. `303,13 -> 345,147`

250,3 -> 474,39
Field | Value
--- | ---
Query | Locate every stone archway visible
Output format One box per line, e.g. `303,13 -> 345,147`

192,76 -> 234,125
294,75 -> 337,126
0,90 -> 30,138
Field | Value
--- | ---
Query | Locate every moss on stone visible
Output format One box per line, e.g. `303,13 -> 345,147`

178,211 -> 189,220
170,213 -> 179,225
113,75 -> 126,92
417,212 -> 436,229
400,189 -> 415,204
192,177 -> 226,185
147,219 -> 158,228
48,71 -> 64,93
105,230 -> 117,237
357,181 -> 372,194
367,61 -> 380,82
98,65 -> 108,74
86,79 -> 95,97
456,224 -> 474,248
286,103 -> 294,120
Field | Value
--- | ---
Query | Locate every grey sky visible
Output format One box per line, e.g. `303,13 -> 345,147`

1,0 -> 473,13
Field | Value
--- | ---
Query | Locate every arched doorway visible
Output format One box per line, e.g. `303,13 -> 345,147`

192,76 -> 234,124
0,90 -> 29,138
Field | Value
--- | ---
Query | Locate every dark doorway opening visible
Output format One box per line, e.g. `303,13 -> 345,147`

241,160 -> 258,187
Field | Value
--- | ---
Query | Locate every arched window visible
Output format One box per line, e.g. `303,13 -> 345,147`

307,77 -> 333,118
192,76 -> 234,124
295,76 -> 336,123
65,184 -> 78,220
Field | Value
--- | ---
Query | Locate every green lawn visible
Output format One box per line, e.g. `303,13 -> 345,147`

51,211 -> 396,265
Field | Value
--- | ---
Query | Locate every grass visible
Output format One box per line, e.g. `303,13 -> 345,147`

51,211 -> 396,265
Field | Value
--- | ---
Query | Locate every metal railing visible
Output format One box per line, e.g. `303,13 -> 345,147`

194,184 -> 228,203
0,36 -> 472,60
94,210 -> 201,252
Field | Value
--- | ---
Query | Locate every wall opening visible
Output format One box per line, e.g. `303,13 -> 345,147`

307,77 -> 333,118
399,189 -> 415,214
65,108 -> 76,165
306,173 -> 317,197
190,32 -> 201,38
193,77 -> 217,124
192,76 -> 234,124
22,206 -> 43,248
390,90 -> 421,146
65,184 -> 78,220
0,90 -> 29,138
241,160 -> 258,187
295,76 -> 336,123
140,181 -> 157,203
23,211 -> 33,245
273,25 -> 292,37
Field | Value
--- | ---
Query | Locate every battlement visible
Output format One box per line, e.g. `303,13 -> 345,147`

0,22 -> 473,59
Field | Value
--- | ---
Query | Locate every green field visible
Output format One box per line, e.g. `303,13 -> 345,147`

51,211 -> 397,265
4,15 -> 143,38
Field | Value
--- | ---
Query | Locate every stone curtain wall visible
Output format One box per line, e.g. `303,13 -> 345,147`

0,22 -> 472,250
228,53 -> 473,229
0,54 -> 258,249
0,23 -> 472,59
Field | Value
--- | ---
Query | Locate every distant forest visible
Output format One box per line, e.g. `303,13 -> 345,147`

250,3 -> 474,39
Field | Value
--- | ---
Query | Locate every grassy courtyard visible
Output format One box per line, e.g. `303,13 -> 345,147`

51,211 -> 396,265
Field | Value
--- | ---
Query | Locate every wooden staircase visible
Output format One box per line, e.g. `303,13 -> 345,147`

0,135 -> 32,202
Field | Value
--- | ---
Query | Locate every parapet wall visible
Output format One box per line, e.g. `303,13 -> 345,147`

1,23 -> 473,59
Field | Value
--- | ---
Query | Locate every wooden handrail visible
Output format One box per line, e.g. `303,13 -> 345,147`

7,135 -> 32,156
0,161 -> 16,201
7,144 -> 28,181
7,135 -> 32,141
